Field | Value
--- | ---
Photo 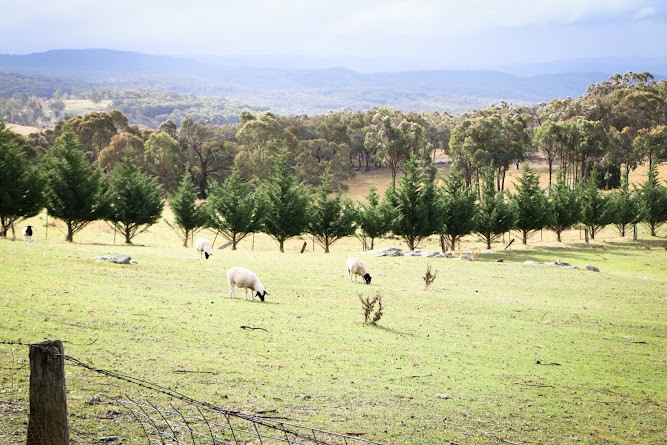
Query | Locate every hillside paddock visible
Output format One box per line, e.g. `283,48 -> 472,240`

0,209 -> 665,444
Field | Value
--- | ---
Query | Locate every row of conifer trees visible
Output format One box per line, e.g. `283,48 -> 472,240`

2,127 -> 666,250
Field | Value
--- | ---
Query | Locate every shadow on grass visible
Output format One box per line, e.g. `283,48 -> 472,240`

476,241 -> 657,265
360,323 -> 413,336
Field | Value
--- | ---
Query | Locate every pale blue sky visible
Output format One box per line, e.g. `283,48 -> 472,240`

1,0 -> 665,71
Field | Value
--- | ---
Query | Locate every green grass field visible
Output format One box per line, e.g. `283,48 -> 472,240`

0,210 -> 665,444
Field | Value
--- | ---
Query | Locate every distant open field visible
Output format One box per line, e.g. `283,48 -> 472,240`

0,200 -> 665,443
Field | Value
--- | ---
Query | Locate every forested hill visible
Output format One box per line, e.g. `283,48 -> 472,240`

0,49 -> 662,115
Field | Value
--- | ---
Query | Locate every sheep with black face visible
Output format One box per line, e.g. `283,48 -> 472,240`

22,225 -> 33,242
346,257 -> 372,284
227,267 -> 267,301
194,237 -> 212,259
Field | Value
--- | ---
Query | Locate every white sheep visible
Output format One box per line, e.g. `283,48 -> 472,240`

346,257 -> 372,284
227,267 -> 267,301
194,237 -> 212,259
22,225 -> 33,242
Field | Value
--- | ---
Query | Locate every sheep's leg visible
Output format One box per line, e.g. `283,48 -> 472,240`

229,285 -> 236,298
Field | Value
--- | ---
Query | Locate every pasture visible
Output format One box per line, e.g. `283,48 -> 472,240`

0,213 -> 665,444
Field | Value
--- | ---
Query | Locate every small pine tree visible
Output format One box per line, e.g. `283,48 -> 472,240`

510,164 -> 551,245
607,172 -> 640,237
387,154 -> 441,250
356,186 -> 391,250
475,167 -> 514,249
104,154 -> 164,244
0,123 -> 44,237
440,168 -> 477,251
261,149 -> 311,252
207,168 -> 263,250
637,159 -> 667,236
579,170 -> 611,240
167,170 -> 207,247
43,131 -> 105,242
547,168 -> 580,242
308,170 -> 357,253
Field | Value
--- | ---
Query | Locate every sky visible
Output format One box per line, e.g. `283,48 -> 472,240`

1,0 -> 666,72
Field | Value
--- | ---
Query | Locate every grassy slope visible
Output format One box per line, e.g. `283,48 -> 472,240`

0,203 -> 665,444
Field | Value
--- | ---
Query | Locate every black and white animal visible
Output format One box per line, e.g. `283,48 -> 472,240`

227,267 -> 267,301
346,257 -> 372,284
22,225 -> 33,242
194,237 -> 212,259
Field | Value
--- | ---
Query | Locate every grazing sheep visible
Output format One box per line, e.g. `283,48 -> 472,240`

22,225 -> 33,242
227,267 -> 267,301
194,237 -> 212,259
346,257 -> 372,284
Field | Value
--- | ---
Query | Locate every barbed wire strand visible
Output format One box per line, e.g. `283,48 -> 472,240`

1,340 -> 386,445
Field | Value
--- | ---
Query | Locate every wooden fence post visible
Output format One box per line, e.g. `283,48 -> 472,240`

27,340 -> 69,445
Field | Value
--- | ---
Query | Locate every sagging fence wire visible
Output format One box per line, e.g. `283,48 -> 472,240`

1,340 -> 387,444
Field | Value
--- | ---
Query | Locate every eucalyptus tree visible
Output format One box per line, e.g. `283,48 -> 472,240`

365,109 -> 409,190
533,119 -> 565,186
179,117 -> 236,199
573,118 -> 609,182
294,138 -> 353,191
42,132 -> 106,242
98,131 -> 145,172
235,112 -> 297,180
57,111 -> 119,160
144,131 -> 185,194
633,126 -> 667,169
449,108 -> 528,191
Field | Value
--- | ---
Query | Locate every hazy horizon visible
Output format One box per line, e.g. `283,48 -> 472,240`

2,1 -> 666,73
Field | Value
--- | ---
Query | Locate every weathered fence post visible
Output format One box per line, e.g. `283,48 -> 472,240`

300,242 -> 308,253
27,340 -> 69,445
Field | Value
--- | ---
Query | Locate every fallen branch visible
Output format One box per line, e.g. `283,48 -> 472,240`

464,426 -> 521,445
512,382 -> 555,388
408,374 -> 433,379
535,360 -> 561,366
173,370 -> 219,375
241,325 -> 268,332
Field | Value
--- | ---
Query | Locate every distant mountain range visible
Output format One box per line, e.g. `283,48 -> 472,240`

1,49 -> 664,115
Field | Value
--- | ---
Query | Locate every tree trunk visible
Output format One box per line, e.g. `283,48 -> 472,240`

522,230 -> 528,245
557,230 -> 562,242
66,222 -> 74,242
279,239 -> 285,253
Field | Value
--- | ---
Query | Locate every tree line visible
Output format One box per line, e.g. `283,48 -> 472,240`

1,71 -> 666,248
2,119 -> 665,250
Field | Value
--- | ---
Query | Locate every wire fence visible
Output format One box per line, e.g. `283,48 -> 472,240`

0,341 -> 386,445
